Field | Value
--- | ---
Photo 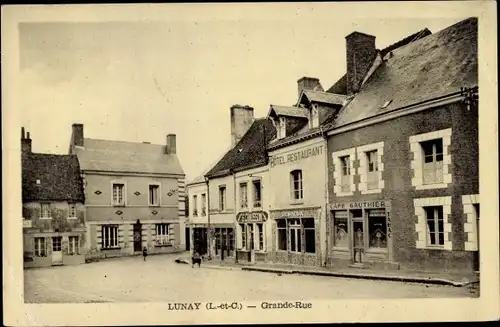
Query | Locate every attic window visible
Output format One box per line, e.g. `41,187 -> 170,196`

381,100 -> 392,109
238,148 -> 243,153
36,179 -> 41,185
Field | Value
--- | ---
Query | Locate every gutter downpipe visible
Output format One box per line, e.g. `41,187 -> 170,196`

320,125 -> 329,268
204,176 -> 212,260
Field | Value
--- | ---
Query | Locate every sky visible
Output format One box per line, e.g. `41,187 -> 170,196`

16,4 -> 468,181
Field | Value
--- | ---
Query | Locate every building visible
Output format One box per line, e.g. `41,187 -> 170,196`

204,105 -> 276,263
68,124 -> 186,259
186,175 -> 209,256
323,17 -> 479,273
22,128 -> 86,268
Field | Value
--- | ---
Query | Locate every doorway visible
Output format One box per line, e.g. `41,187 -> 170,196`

193,228 -> 207,256
351,210 -> 365,263
133,220 -> 142,252
52,236 -> 63,264
185,227 -> 190,251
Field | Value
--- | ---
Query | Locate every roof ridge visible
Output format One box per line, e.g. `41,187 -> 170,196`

85,137 -> 164,146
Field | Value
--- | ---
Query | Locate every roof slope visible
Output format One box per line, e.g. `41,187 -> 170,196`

22,153 -> 85,202
269,105 -> 308,119
302,90 -> 347,106
73,138 -> 184,175
329,17 -> 477,128
206,118 -> 276,178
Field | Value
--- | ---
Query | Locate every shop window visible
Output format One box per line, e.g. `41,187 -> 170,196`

253,180 -> 262,208
340,156 -> 351,193
422,139 -> 444,185
290,170 -> 303,201
40,203 -> 51,219
333,211 -> 349,248
240,182 -> 248,208
102,225 -> 119,249
289,219 -> 302,253
367,209 -> 387,248
257,223 -> 264,250
219,186 -> 226,211
192,195 -> 198,216
156,223 -> 170,246
425,206 -> 444,246
303,218 -> 316,253
277,219 -> 287,251
249,223 -> 255,250
366,150 -> 379,190
68,236 -> 79,255
34,237 -> 46,257
112,183 -> 125,206
240,224 -> 247,250
228,228 -> 235,251
149,184 -> 160,206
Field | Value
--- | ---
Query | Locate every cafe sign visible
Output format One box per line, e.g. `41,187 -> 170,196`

236,211 -> 269,223
329,200 -> 386,210
270,145 -> 323,168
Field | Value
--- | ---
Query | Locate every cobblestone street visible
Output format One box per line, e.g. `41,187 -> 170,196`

24,253 -> 478,303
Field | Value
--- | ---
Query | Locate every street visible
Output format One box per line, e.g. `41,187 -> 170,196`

24,253 -> 477,303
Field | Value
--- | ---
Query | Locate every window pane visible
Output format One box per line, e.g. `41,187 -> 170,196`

277,219 -> 286,228
278,228 -> 287,250
333,211 -> 348,247
305,229 -> 315,253
368,213 -> 387,248
422,141 -> 434,157
290,229 -> 296,251
302,218 -> 314,228
435,140 -> 443,155
297,229 -> 302,253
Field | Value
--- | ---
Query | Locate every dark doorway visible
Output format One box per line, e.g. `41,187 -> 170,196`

185,227 -> 190,251
193,228 -> 207,255
133,220 -> 142,252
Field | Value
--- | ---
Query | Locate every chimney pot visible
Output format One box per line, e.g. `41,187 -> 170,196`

21,128 -> 32,154
72,123 -> 84,147
297,77 -> 323,98
346,31 -> 377,95
230,105 -> 254,147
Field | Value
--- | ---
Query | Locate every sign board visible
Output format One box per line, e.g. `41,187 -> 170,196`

270,145 -> 324,168
236,211 -> 269,223
329,200 -> 386,210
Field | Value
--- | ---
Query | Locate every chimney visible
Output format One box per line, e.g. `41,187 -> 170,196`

72,123 -> 84,147
21,127 -> 32,154
230,105 -> 255,147
345,31 -> 377,95
297,77 -> 323,97
166,134 -> 177,154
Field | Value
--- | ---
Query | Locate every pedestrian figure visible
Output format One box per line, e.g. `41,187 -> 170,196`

142,246 -> 148,261
192,251 -> 201,268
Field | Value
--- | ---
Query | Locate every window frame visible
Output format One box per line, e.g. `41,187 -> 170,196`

67,202 -> 77,219
192,194 -> 198,217
68,236 -> 79,255
155,223 -> 171,246
40,203 -> 51,219
252,179 -> 262,208
101,225 -> 119,249
148,183 -> 161,207
219,185 -> 226,211
239,182 -> 248,209
424,206 -> 445,247
34,237 -> 47,257
111,181 -> 126,206
201,193 -> 207,216
332,147 -> 357,196
290,169 -> 304,202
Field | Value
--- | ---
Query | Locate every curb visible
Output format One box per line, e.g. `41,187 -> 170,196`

240,267 -> 472,287
202,265 -> 241,272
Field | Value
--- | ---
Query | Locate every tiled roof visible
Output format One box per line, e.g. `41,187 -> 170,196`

302,90 -> 347,106
326,17 -> 477,130
22,153 -> 85,202
205,118 -> 276,178
72,138 -> 184,175
187,174 -> 206,186
269,105 -> 308,118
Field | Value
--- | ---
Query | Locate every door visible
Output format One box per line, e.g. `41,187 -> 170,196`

52,236 -> 63,264
133,221 -> 142,252
352,220 -> 366,263
185,227 -> 190,251
473,204 -> 480,272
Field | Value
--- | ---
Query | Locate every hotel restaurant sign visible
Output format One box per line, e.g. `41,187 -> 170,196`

270,145 -> 323,168
236,211 -> 269,223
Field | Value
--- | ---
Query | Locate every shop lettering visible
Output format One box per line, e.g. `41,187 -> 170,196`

387,212 -> 392,238
330,201 -> 385,210
270,145 -> 323,168
236,211 -> 268,223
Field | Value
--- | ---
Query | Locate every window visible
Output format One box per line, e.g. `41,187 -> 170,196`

289,219 -> 302,253
102,225 -> 119,249
34,237 -> 46,257
368,209 -> 387,248
52,237 -> 62,252
240,224 -> 247,249
112,183 -> 125,205
303,218 -> 316,253
291,170 -> 303,200
366,150 -> 379,190
311,106 -> 319,128
192,195 -> 198,216
253,180 -> 262,208
425,206 -> 444,246
257,223 -> 264,250
219,186 -> 226,211
333,211 -> 349,248
156,223 -> 170,246
278,116 -> 287,139
240,182 -> 248,209
249,223 -> 255,250
149,185 -> 160,206
277,219 -> 287,251
340,156 -> 351,193
421,139 -> 444,185
201,193 -> 207,216
68,236 -> 79,255
68,203 -> 77,219
40,203 -> 51,219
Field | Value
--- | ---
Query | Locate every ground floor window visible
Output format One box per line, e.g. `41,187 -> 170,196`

34,237 -> 46,257
102,225 -> 119,249
276,217 -> 316,254
367,209 -> 387,248
333,210 -> 349,248
257,223 -> 264,250
156,223 -> 170,246
214,227 -> 235,255
240,224 -> 247,249
239,223 -> 264,251
68,236 -> 79,255
52,236 -> 62,252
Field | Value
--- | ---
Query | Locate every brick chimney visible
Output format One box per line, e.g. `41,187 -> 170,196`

72,123 -> 84,147
166,134 -> 177,154
345,31 -> 377,95
230,105 -> 254,147
21,127 -> 32,154
297,77 -> 323,97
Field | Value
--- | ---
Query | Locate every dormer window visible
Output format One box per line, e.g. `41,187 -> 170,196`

311,105 -> 319,128
278,117 -> 286,139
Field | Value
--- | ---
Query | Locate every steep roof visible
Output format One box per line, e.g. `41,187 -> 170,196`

268,105 -> 309,119
326,17 -> 477,129
72,138 -> 184,175
205,118 -> 276,178
22,153 -> 85,202
301,90 -> 347,106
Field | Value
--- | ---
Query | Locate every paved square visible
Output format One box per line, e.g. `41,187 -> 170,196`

24,253 -> 477,303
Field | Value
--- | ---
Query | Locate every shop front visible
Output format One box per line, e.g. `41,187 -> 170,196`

211,224 -> 235,260
236,211 -> 269,263
328,200 -> 392,266
270,207 -> 322,267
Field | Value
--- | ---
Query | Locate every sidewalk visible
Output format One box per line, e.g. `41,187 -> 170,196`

177,256 -> 479,287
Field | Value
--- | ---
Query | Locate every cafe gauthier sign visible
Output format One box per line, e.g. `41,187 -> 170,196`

270,145 -> 323,168
236,211 -> 269,223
